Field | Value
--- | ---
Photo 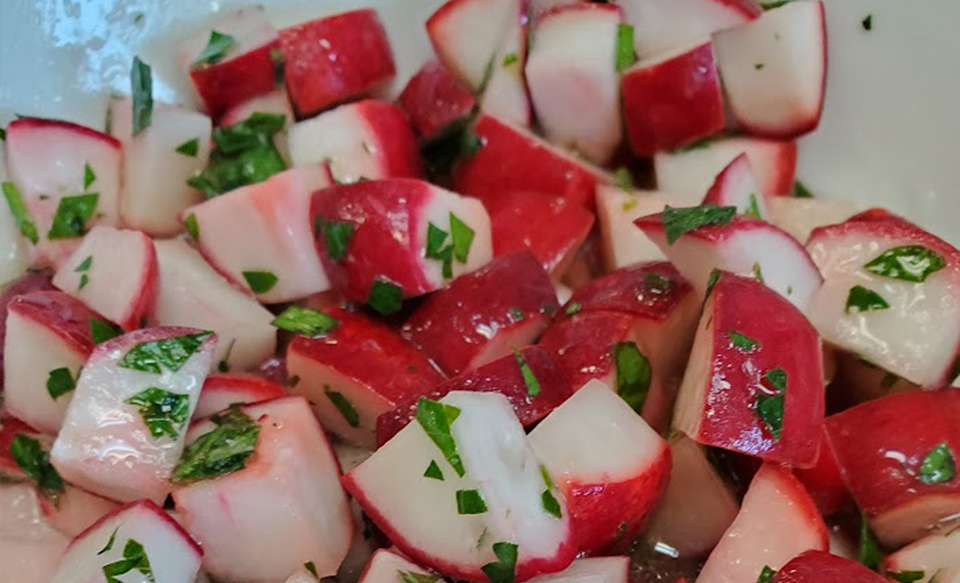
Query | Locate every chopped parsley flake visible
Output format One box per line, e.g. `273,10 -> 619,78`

78,274 -> 90,290
760,0 -> 790,8
416,398 -> 465,478
752,263 -> 765,283
175,138 -> 200,157
502,53 -> 518,67
171,407 -> 261,483
615,24 -> 636,71
508,307 -> 525,322
858,513 -> 881,571
661,204 -> 737,244
9,434 -> 65,505
118,331 -> 213,374
98,527 -> 119,555
886,571 -> 925,583
793,181 -> 814,198
613,166 -> 634,191
541,489 -> 562,519
2,181 -> 39,244
192,30 -> 237,68
124,388 -> 191,440
457,489 -> 488,514
565,302 -> 582,316
482,542 -> 518,583
272,306 -> 339,337
845,285 -> 890,314
89,318 -> 123,344
919,443 -> 956,485
47,193 -> 99,239
305,561 -> 319,579
746,193 -> 762,218
184,213 -> 199,240
83,163 -> 96,190
188,113 -> 287,198
424,460 -> 444,481
862,14 -> 873,31
321,219 -> 354,262
450,213 -> 475,264
242,270 -> 278,294
398,571 -> 439,583
46,367 -> 77,400
614,341 -> 652,413
131,56 -> 153,135
75,255 -> 93,272
863,245 -> 946,283
756,368 -> 787,441
514,350 -> 541,399
754,63 -> 765,70
756,566 -> 776,583
727,331 -> 760,352
325,388 -> 360,428
368,278 -> 404,315
101,538 -> 153,583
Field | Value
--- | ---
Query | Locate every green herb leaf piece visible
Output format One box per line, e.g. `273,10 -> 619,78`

615,24 -> 636,71
449,213 -> 475,264
845,285 -> 890,314
175,138 -> 200,157
482,542 -> 518,583
728,331 -> 760,352
508,307 -> 525,322
47,193 -> 99,239
565,302 -> 582,316
192,30 -> 237,68
425,222 -> 450,258
102,538 -> 154,583
242,270 -> 278,294
887,571 -> 925,583
325,389 -> 360,428
118,331 -> 213,374
124,388 -> 191,440
755,392 -> 784,441
131,56 -> 153,135
457,489 -> 488,514
764,368 -> 788,392
862,14 -> 873,31
863,245 -> 946,283
614,341 -> 652,413
90,318 -> 123,344
756,566 -> 776,583
541,489 -> 562,519
78,274 -> 89,290
424,460 -> 444,481
171,407 -> 261,483
613,166 -> 634,190
304,561 -> 319,579
272,306 -> 340,337
858,513 -> 882,571
98,527 -> 119,555
661,204 -> 737,244
83,163 -> 96,190
184,213 -> 200,241
514,350 -> 541,399
502,53 -> 518,67
919,443 -> 956,485
752,263 -> 765,283
9,434 -> 65,504
189,142 -> 286,198
398,571 -> 440,583
368,278 -> 404,315
760,0 -> 790,8
46,367 -> 77,400
793,180 -> 814,198
746,193 -> 762,218
416,398 -> 465,478
321,219 -> 355,262
645,272 -> 673,293
75,255 -> 93,272
213,113 -> 286,154
2,181 -> 39,244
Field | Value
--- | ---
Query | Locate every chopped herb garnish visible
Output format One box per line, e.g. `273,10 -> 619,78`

398,571 -> 440,583
514,350 -> 541,399
325,389 -> 360,428
272,306 -> 339,337
793,181 -> 814,198
705,268 -> 722,300
457,489 -> 488,514
321,219 -> 354,262
645,272 -> 672,293
565,302 -> 582,316
614,341 -> 652,413
858,513 -> 882,571
90,318 -> 123,344
661,204 -> 737,244
861,14 -> 873,31
175,138 -> 200,157
189,113 -> 287,197
752,263 -> 764,283
756,566 -> 776,583
270,48 -> 285,84
46,367 -> 77,399
184,213 -> 199,241
83,163 -> 96,190
2,181 -> 39,244
305,561 -> 319,579
213,113 -> 287,154
131,56 -> 153,135
78,274 -> 89,290
124,388 -> 191,440
615,24 -> 636,71
863,245 -> 946,283
746,194 -> 762,218
508,307 -> 525,322
426,222 -> 450,259
887,571 -> 925,583
416,398 -> 465,478
613,166 -> 634,191
421,115 -> 483,177
754,63 -> 765,70
541,489 -> 562,519
98,527 -> 119,555
424,460 -> 444,481
482,542 -> 518,583
9,434 -> 65,504
761,0 -> 790,8
727,331 -> 760,352
755,392 -> 784,441
764,368 -> 788,392
845,285 -> 890,314
502,52 -> 518,67
676,136 -> 720,152
368,278 -> 404,315
47,193 -> 99,239
450,213 -> 475,263
75,255 -> 93,272
171,407 -> 261,483
102,538 -> 154,583
192,30 -> 237,68
118,331 -> 213,374
919,443 -> 956,485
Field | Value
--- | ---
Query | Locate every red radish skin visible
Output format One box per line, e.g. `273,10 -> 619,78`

672,272 -> 824,468
793,427 -> 851,516
398,61 -> 477,141
825,389 -> 960,547
702,153 -> 768,219
402,251 -> 559,376
0,271 -> 55,385
621,40 -> 726,156
376,345 -> 572,446
279,9 -> 396,118
481,6 -> 531,127
194,373 -> 288,419
427,0 -> 521,90
559,261 -> 693,322
771,550 -> 887,583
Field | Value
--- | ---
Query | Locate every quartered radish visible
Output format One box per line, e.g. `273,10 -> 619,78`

286,306 -> 444,449
288,100 -> 422,184
595,186 -> 670,269
193,373 -> 287,419
526,4 -> 623,165
772,550 -> 888,583
151,238 -> 276,372
186,164 -> 333,303
51,327 -> 216,503
765,194 -> 859,244
0,272 -> 54,386
482,7 -> 531,128
358,548 -> 449,583
52,225 -> 157,331
701,153 -> 767,219
527,557 -> 629,583
173,397 -> 353,581
398,60 -> 478,141
0,153 -> 29,287
884,530 -> 960,583
529,380 -> 671,554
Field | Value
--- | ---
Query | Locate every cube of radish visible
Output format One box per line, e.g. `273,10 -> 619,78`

635,212 -> 823,311
402,252 -> 559,376
487,191 -> 595,277
427,0 -> 520,91
4,117 -> 122,268
151,239 -> 276,372
655,136 -> 797,198
617,0 -> 760,60
527,557 -> 629,583
186,164 -> 332,303
108,97 -> 212,236
286,306 -> 444,449
621,40 -> 726,156
220,89 -> 294,128
644,436 -> 740,558
806,214 -> 960,387
3,291 -> 102,434
194,373 -> 287,419
825,390 -> 960,548
376,346 -> 573,446
766,195 -> 859,245
714,1 -> 827,138
595,186 -> 669,269
178,6 -> 279,118
696,463 -> 828,583
526,4 -> 623,164
771,550 -> 888,583
53,225 -> 157,330
672,271 -> 824,467
792,427 -> 851,517
884,530 -> 960,583
51,327 -> 216,503
279,9 -> 396,118
397,61 -> 477,141
50,500 -> 202,583
289,100 -> 421,184
529,380 -> 671,554
343,391 -> 576,581
0,272 -> 55,386
452,113 -> 611,210
311,179 -> 492,305
0,153 -> 29,287
702,153 -> 768,219
173,397 -> 353,581
482,8 -> 532,127
359,549 -> 449,583
0,483 -> 72,583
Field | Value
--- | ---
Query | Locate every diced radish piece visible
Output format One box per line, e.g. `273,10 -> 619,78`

359,549 -> 450,583
714,1 -> 827,138
376,345 -> 573,446
51,327 -> 216,503
772,550 -> 887,583
402,252 -> 559,376
595,186 -> 669,269
529,380 -> 671,554
0,153 -> 29,287
4,117 -> 122,268
672,271 -> 824,467
644,436 -> 740,558
825,390 -> 960,548
286,306 -> 444,449
884,530 -> 960,583
108,97 -> 212,236
186,164 -> 332,303
792,427 -> 851,516
526,4 -> 623,164
311,178 -> 492,304
617,0 -> 760,60
655,136 -> 797,198
50,500 -> 202,583
452,113 -> 611,211
766,196 -> 859,244
173,397 -> 352,581
52,225 -> 156,330
194,373 -> 287,419
806,214 -> 960,387
0,483 -> 72,583
702,153 -> 767,219
344,391 -> 576,581
487,191 -> 595,277
427,0 -> 520,90
397,61 -> 478,141
621,40 -> 725,156
527,557 -> 629,583
151,239 -> 276,372
289,100 -> 421,184
178,6 -> 279,118
482,8 -> 532,127
219,89 -> 294,127
635,212 -> 823,311
696,463 -> 828,583
0,272 -> 55,386
279,9 -> 396,118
